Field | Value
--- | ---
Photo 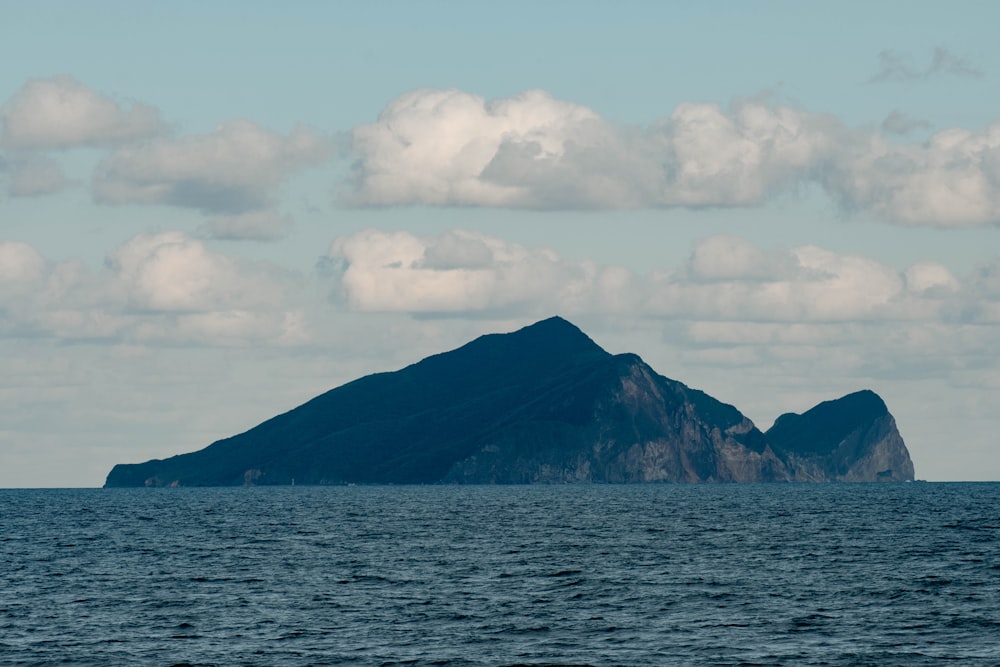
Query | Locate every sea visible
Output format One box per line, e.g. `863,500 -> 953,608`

2,483 -> 999,666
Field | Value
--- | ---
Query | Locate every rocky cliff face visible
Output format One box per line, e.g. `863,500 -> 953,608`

765,390 -> 914,482
443,354 -> 789,483
104,318 -> 914,487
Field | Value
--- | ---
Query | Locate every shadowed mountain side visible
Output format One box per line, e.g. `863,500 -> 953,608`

765,390 -> 915,482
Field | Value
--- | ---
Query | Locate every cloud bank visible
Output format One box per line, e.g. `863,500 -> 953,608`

346,88 -> 1000,227
325,229 -> 973,326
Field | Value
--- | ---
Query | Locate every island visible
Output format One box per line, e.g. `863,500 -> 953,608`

104,317 -> 914,487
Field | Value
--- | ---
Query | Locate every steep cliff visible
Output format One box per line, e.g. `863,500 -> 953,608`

765,390 -> 915,482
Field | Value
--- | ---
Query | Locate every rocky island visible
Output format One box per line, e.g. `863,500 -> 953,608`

104,317 -> 914,487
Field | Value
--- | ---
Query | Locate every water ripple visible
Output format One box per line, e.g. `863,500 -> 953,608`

1,483 -> 998,665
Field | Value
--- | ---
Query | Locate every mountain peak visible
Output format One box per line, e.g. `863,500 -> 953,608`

407,316 -> 608,386
494,316 -> 600,346
499,315 -> 604,353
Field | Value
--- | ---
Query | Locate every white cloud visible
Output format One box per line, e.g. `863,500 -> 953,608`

0,76 -> 167,149
94,120 -> 331,213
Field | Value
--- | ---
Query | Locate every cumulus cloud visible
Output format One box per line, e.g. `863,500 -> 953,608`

345,87 -> 1000,227
347,88 -> 602,207
868,48 -> 983,84
94,120 -> 331,213
0,76 -> 167,150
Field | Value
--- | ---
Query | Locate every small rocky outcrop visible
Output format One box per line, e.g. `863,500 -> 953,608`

765,390 -> 915,482
104,318 -> 914,487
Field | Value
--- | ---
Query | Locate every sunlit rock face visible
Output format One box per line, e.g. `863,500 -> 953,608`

104,318 -> 913,487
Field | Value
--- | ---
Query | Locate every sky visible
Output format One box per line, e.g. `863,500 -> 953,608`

1,1 -> 999,487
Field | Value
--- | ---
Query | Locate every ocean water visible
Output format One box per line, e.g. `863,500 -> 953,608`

2,484 -> 998,666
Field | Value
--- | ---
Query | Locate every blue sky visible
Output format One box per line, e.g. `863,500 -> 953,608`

2,1 -> 999,486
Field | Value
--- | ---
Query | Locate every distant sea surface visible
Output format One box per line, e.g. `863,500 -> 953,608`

2,484 -> 999,666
